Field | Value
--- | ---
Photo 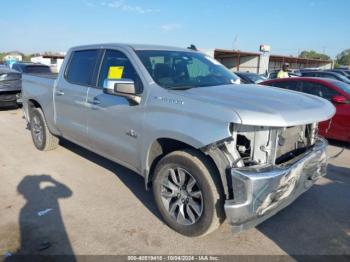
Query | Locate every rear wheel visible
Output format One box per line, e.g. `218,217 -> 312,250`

153,149 -> 224,237
30,108 -> 59,151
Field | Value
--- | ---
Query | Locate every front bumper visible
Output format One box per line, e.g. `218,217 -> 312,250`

225,138 -> 328,234
0,92 -> 20,107
0,93 -> 18,102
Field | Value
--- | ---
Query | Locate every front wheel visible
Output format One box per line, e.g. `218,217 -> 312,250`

153,149 -> 224,237
30,108 -> 59,151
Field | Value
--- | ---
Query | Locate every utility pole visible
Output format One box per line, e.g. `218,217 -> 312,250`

233,34 -> 239,50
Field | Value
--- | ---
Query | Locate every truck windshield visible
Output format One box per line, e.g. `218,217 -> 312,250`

136,50 -> 239,89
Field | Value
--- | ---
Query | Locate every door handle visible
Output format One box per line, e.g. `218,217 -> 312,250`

88,98 -> 101,105
56,90 -> 65,96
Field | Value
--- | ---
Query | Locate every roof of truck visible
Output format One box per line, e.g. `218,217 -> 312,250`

69,43 -> 196,52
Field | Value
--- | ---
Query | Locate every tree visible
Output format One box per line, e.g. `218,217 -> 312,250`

299,50 -> 330,60
336,49 -> 350,67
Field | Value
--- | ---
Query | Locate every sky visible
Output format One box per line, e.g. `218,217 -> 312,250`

1,0 -> 349,58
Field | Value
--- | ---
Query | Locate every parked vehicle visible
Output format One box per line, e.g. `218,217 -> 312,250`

342,70 -> 350,76
261,77 -> 350,142
235,71 -> 266,84
12,62 -> 52,74
22,44 -> 335,237
0,67 -> 22,108
301,70 -> 350,84
326,69 -> 350,79
289,69 -> 302,76
300,68 -> 322,72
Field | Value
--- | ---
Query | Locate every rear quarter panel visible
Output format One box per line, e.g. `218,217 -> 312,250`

22,74 -> 60,135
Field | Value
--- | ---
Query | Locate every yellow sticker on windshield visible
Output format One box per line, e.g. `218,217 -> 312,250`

108,66 -> 124,79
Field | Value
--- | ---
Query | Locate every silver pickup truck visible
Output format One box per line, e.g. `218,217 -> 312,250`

22,43 -> 335,237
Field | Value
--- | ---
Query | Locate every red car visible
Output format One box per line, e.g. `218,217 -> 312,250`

261,77 -> 350,142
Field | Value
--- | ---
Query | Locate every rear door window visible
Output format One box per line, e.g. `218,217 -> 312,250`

66,50 -> 99,86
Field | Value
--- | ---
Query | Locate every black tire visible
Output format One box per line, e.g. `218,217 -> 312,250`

30,108 -> 59,151
153,149 -> 224,237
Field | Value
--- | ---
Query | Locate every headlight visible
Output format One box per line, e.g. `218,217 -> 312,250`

0,74 -> 7,81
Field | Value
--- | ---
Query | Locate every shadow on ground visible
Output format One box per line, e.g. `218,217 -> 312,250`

59,139 -> 162,221
327,139 -> 350,150
6,175 -> 76,261
257,163 -> 350,257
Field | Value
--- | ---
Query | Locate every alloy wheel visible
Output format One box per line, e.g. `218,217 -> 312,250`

160,167 -> 203,225
32,115 -> 44,146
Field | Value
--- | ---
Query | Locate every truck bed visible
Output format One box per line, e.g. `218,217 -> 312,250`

27,72 -> 58,78
22,73 -> 57,125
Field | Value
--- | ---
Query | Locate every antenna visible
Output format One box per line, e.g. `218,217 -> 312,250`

187,44 -> 198,51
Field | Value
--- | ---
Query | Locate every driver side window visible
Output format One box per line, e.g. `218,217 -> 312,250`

98,49 -> 143,93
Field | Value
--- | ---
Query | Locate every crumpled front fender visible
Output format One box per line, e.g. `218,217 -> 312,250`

224,138 -> 328,234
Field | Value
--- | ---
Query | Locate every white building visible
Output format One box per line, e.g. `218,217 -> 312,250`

31,53 -> 65,73
3,51 -> 23,62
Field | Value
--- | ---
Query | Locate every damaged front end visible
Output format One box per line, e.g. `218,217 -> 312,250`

203,122 -> 327,234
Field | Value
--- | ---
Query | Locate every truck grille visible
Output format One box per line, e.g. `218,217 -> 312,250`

235,123 -> 317,166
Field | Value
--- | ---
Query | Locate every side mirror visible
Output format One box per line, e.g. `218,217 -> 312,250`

331,95 -> 348,104
103,79 -> 141,104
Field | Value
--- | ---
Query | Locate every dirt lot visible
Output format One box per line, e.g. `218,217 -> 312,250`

0,108 -> 349,257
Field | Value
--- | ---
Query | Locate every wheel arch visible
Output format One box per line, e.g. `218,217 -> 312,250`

144,137 -> 226,198
25,99 -> 42,119
145,138 -> 193,188
26,99 -> 60,136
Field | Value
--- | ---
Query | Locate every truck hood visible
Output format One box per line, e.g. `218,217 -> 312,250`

177,84 -> 335,127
